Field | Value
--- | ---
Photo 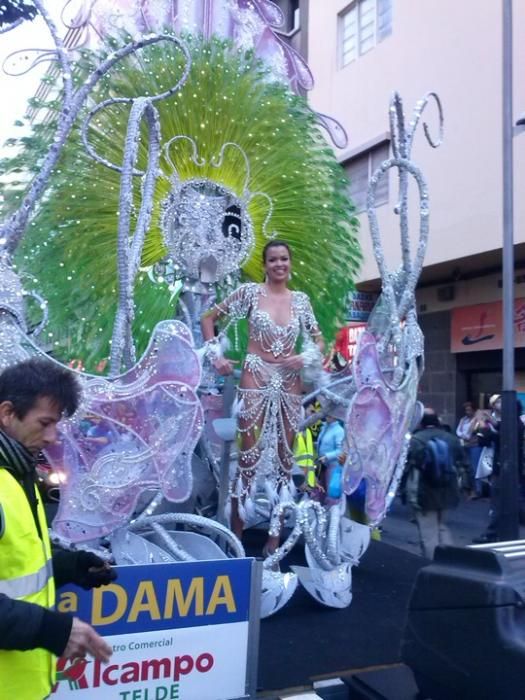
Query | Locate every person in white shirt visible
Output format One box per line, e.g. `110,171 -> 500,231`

456,401 -> 482,496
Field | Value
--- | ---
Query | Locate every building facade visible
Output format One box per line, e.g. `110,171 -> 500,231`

304,0 -> 525,426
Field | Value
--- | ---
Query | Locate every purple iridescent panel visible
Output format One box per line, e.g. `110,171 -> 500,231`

343,331 -> 418,525
50,321 -> 203,542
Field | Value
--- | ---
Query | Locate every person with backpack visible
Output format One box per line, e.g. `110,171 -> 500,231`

402,408 -> 468,559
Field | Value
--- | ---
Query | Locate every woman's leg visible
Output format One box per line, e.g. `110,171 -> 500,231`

264,376 -> 302,553
231,376 -> 262,540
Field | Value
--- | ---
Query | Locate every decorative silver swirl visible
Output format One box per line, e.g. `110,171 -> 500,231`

81,36 -> 192,175
210,142 -> 252,195
109,97 -> 162,374
162,135 -> 207,175
128,512 -> 245,559
247,191 -> 278,240
0,16 -> 190,260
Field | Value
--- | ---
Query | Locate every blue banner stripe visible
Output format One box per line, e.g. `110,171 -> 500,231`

57,558 -> 253,636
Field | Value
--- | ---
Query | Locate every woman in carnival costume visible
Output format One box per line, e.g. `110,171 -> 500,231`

201,240 -> 324,552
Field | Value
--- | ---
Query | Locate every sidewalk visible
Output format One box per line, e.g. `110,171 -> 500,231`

380,494 -> 525,557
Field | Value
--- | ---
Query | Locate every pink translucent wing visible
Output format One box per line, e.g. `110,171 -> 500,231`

342,331 -> 418,524
140,383 -> 203,501
118,321 -> 201,390
352,332 -> 383,388
249,0 -> 285,26
255,26 -> 314,91
315,112 -> 349,150
49,321 -> 203,542
50,418 -> 158,541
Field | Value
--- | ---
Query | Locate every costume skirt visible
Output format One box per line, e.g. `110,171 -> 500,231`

227,353 -> 302,521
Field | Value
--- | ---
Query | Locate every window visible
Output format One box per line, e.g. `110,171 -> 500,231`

339,0 -> 392,68
344,141 -> 390,213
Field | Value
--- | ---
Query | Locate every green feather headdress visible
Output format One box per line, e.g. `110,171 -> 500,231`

3,35 -> 361,371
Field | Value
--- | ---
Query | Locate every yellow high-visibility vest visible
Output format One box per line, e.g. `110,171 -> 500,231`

0,468 -> 56,699
294,429 -> 316,487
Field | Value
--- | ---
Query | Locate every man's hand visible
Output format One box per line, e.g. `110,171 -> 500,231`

62,618 -> 112,663
75,551 -> 117,590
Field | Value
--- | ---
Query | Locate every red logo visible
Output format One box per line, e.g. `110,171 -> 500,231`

54,658 -> 90,690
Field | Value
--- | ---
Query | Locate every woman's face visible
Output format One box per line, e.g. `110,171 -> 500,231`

264,245 -> 291,284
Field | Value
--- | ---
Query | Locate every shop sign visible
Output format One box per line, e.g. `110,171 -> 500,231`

450,298 -> 525,353
53,558 -> 255,700
334,324 -> 367,361
346,291 -> 378,322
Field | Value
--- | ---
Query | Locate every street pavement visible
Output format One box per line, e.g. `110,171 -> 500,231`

380,493 -> 525,557
46,490 -> 525,559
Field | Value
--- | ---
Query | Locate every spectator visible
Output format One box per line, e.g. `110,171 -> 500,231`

402,408 -> 467,559
316,414 -> 345,505
456,401 -> 482,496
0,359 -> 114,699
473,394 -> 524,543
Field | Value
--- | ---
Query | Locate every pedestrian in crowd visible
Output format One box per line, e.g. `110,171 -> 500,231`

316,414 -> 345,504
456,401 -> 483,496
473,394 -> 524,543
0,358 -> 115,699
402,408 -> 468,559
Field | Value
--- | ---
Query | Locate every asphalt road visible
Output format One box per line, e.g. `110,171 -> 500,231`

380,492 -> 525,557
46,489 -> 525,559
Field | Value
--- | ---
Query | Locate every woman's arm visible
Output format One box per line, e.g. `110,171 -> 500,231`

200,306 -> 221,342
200,307 -> 237,376
200,287 -> 251,375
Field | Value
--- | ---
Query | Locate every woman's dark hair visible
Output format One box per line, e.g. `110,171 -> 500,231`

262,240 -> 292,264
0,358 -> 81,418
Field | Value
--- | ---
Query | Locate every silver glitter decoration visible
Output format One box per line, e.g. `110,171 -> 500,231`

161,139 -> 280,288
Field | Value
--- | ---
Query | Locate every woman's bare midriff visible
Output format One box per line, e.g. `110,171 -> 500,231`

244,341 -> 297,364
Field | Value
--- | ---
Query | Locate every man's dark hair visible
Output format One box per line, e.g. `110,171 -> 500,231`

421,411 -> 441,428
0,358 -> 81,418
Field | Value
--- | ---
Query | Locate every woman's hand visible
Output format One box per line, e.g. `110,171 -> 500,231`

281,354 -> 304,371
212,357 -> 238,376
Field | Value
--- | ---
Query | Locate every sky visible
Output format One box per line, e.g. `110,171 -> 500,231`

0,5 -> 62,149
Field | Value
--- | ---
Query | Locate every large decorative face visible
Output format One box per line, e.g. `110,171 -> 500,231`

161,179 -> 254,283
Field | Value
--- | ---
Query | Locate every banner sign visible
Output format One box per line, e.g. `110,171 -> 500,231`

346,291 -> 378,322
334,324 -> 367,361
53,558 -> 254,700
450,298 -> 525,353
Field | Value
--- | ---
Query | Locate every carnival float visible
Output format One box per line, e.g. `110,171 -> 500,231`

0,0 -> 442,617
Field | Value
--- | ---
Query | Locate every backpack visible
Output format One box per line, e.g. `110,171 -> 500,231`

420,436 -> 457,487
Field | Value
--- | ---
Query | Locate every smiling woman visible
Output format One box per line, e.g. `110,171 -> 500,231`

201,241 -> 324,555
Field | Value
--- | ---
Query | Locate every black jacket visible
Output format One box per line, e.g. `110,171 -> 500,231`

478,418 -> 524,477
404,427 -> 467,512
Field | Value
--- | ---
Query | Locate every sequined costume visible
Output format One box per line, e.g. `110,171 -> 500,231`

215,282 -> 321,519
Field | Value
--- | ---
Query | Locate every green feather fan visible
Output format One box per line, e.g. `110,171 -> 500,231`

3,35 -> 361,371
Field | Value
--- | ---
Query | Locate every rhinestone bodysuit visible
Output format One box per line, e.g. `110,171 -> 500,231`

215,283 -> 321,520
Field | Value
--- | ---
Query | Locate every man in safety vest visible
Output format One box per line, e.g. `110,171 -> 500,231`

293,401 -> 319,489
294,424 -> 316,488
0,358 -> 114,699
